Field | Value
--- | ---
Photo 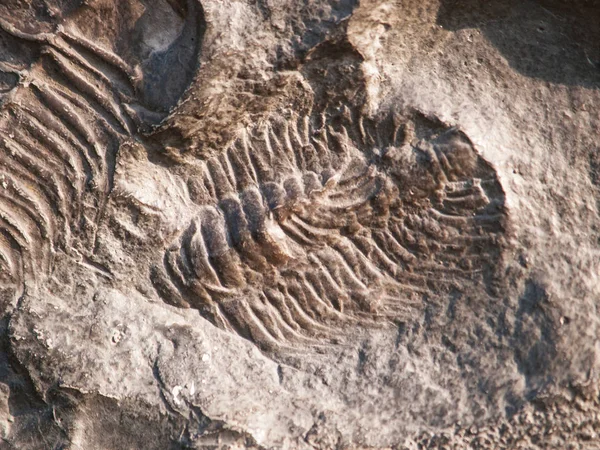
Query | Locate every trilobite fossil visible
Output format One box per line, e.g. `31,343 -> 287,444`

0,0 -> 204,293
151,107 -> 508,350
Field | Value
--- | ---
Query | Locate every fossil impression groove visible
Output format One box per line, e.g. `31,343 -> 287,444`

0,0 -> 204,292
152,111 -> 507,348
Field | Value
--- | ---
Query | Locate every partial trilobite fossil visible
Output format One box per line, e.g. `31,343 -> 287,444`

0,0 -> 204,293
151,108 -> 507,350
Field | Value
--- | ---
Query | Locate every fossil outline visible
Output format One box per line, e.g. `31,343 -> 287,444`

151,108 -> 508,350
0,0 -> 204,293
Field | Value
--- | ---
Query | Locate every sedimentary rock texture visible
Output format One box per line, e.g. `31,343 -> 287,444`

0,0 -> 598,449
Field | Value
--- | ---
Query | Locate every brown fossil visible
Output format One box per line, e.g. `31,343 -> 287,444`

0,0 -> 204,293
152,108 -> 507,350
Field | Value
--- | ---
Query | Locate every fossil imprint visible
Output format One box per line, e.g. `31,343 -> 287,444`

153,110 -> 508,349
0,1 -> 507,352
0,0 -> 203,291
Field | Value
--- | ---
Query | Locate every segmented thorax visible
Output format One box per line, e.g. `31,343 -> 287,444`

0,0 -> 203,291
153,111 -> 508,349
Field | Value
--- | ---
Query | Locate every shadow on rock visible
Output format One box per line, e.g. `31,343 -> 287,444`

437,0 -> 600,88
512,279 -> 559,397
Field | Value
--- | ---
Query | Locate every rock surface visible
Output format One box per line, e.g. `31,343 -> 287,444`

0,0 -> 599,448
